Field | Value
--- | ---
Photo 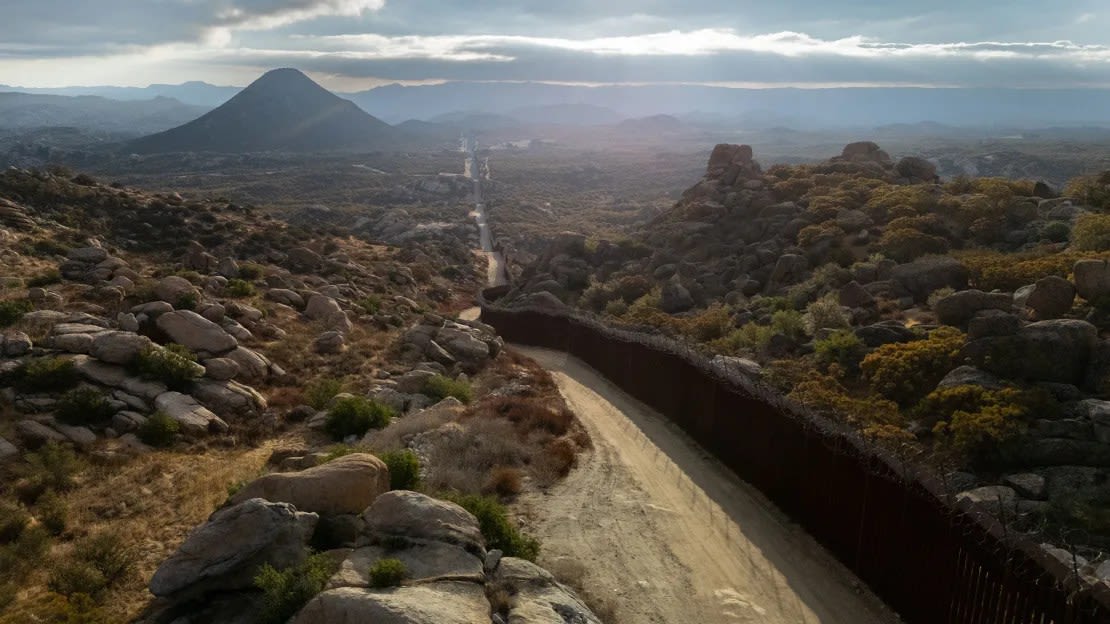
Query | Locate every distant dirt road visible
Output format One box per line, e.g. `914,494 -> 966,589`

513,345 -> 900,624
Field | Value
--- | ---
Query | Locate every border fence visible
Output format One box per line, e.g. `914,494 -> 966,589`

478,297 -> 1110,624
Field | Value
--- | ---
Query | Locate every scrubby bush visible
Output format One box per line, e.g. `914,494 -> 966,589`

680,305 -> 733,342
22,442 -> 84,498
1073,213 -> 1110,251
325,397 -> 394,440
358,295 -> 382,314
26,270 -> 62,287
803,294 -> 850,334
926,287 -> 956,310
237,262 -> 265,280
445,494 -> 539,561
1040,221 -> 1071,243
604,300 -> 628,316
878,228 -> 950,263
12,357 -> 79,393
55,387 -> 115,426
787,374 -> 903,434
709,323 -> 774,355
0,502 -> 29,544
305,377 -> 343,410
48,531 -> 135,598
138,411 -> 180,447
254,553 -> 339,624
918,385 -> 1054,461
423,375 -> 473,404
483,466 -> 524,499
770,309 -> 807,340
368,558 -> 406,588
861,327 -> 966,406
814,330 -> 867,375
1065,171 -> 1110,210
134,344 -> 201,390
380,449 -> 421,490
0,525 -> 50,576
0,299 -> 32,327
37,490 -> 69,535
225,278 -> 256,297
960,249 -> 1102,292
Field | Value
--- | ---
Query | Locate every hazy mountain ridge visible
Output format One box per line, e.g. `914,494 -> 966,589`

0,92 -> 209,135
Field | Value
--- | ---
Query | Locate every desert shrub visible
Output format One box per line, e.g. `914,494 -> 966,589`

917,385 -> 1055,448
864,185 -> 936,220
959,249 -> 1106,292
12,357 -> 79,394
55,387 -> 115,426
878,228 -> 950,263
325,397 -> 394,440
483,466 -> 525,499
304,377 -> 343,410
368,558 -> 406,588
134,344 -> 200,390
254,553 -> 338,624
49,531 -> 134,598
237,262 -> 265,280
814,330 -> 867,375
27,270 -> 62,287
0,299 -> 32,327
225,278 -> 255,297
176,292 -> 198,311
423,375 -> 473,404
1064,172 -> 1110,210
22,442 -> 84,497
1073,213 -> 1110,251
578,283 -> 612,312
934,404 -> 1025,461
622,289 -> 678,331
357,295 -> 382,314
926,287 -> 956,310
679,305 -> 732,342
445,494 -> 540,561
0,525 -> 50,574
1040,221 -> 1071,243
709,323 -> 773,355
1038,487 -> 1110,550
611,275 -> 653,303
770,309 -> 807,340
37,490 -> 69,535
380,449 -> 421,490
604,300 -> 628,316
861,327 -> 966,406
137,411 -> 180,447
803,294 -> 850,334
0,502 -> 28,544
788,374 -> 903,433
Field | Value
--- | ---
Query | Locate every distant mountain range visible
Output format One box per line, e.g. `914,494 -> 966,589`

0,82 -> 240,108
0,92 -> 208,135
127,69 -> 394,154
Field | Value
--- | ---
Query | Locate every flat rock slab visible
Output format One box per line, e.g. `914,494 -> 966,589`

328,543 -> 484,590
155,391 -> 228,435
292,582 -> 490,624
230,453 -> 389,516
362,491 -> 484,554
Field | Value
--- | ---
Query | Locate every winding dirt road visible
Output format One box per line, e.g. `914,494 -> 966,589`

513,345 -> 900,624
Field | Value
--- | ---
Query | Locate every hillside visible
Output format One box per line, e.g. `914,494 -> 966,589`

507,142 -> 1110,568
128,69 -> 394,154
0,93 -> 208,135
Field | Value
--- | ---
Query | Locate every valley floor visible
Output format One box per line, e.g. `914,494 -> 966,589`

513,345 -> 900,624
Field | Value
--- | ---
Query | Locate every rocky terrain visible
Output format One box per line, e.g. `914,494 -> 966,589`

506,141 -> 1110,582
0,167 -> 599,622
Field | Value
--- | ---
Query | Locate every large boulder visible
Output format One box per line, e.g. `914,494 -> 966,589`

292,582 -> 491,624
962,319 -> 1098,385
891,256 -> 970,302
229,453 -> 390,516
149,499 -> 318,599
191,379 -> 267,417
659,280 -> 694,313
1023,276 -> 1076,320
840,141 -> 891,164
154,392 -> 228,435
895,156 -> 937,182
156,310 -> 238,355
933,290 -> 1012,327
154,276 -> 198,305
90,331 -> 154,364
491,557 -> 602,624
362,491 -> 484,554
765,254 -> 808,293
328,543 -> 484,589
1073,259 -> 1110,302
305,294 -> 342,321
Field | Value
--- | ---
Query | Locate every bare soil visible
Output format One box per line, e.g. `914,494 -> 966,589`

513,345 -> 902,624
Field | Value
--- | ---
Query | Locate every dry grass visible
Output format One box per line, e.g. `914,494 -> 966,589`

363,404 -> 460,454
483,466 -> 524,500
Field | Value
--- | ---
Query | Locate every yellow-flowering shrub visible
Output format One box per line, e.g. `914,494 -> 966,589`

861,327 -> 966,406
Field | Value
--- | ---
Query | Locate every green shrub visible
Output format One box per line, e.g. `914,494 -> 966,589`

709,323 -> 774,355
0,525 -> 50,574
926,287 -> 956,310
254,553 -> 339,624
305,377 -> 343,410
770,309 -> 807,340
225,278 -> 256,298
920,385 -> 1053,461
12,357 -> 79,394
445,494 -> 540,561
0,299 -> 32,327
48,531 -> 134,598
380,450 -> 421,490
176,292 -> 198,311
1073,213 -> 1110,251
134,344 -> 201,390
604,300 -> 628,316
679,305 -> 733,342
325,397 -> 394,440
814,330 -> 867,375
137,411 -> 180,448
55,387 -> 115,426
37,490 -> 69,535
422,375 -> 473,404
0,502 -> 29,544
1040,221 -> 1071,243
238,263 -> 264,280
358,295 -> 382,315
861,327 -> 966,406
368,558 -> 406,588
878,228 -> 950,263
803,294 -> 850,334
27,270 -> 62,287
23,442 -> 84,495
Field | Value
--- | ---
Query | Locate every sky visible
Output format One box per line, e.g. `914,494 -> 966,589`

1,0 -> 1109,90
